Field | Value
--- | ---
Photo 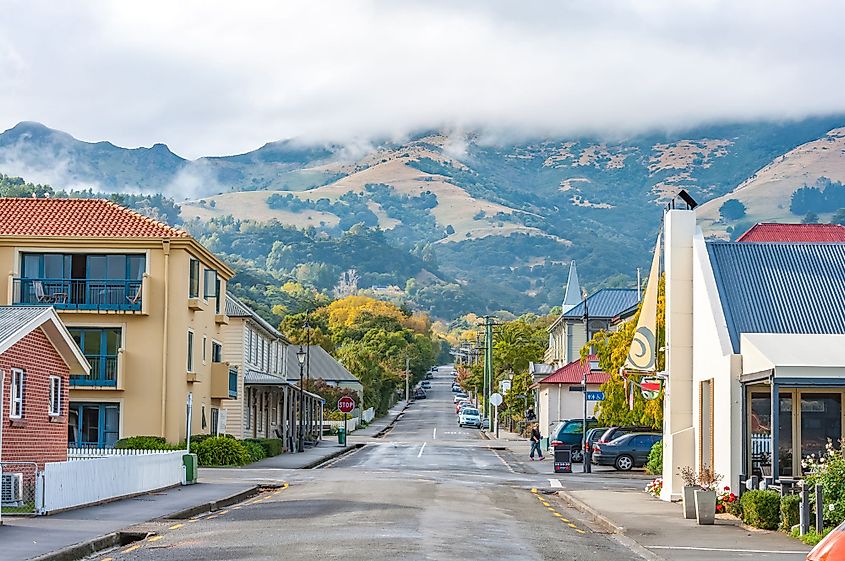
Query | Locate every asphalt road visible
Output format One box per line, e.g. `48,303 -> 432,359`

89,367 -> 639,561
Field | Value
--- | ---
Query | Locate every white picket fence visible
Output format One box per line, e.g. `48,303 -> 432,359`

362,407 -> 375,423
39,450 -> 184,514
68,447 -> 178,459
325,417 -> 360,432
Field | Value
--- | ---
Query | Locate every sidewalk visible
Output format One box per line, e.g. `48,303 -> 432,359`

487,429 -> 812,561
0,401 -> 409,561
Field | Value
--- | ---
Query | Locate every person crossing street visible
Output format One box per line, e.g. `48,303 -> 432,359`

529,423 -> 544,461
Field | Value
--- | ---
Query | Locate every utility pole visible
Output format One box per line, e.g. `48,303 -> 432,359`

405,357 -> 410,402
582,289 -> 591,473
484,315 -> 494,422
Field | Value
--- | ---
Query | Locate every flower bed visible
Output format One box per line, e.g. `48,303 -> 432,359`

645,476 -> 663,498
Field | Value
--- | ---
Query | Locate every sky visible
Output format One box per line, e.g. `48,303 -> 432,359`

1,0 -> 844,158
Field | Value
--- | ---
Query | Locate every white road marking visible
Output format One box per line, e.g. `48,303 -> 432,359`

433,428 -> 437,440
647,546 -> 809,554
548,479 -> 563,488
418,442 -> 427,457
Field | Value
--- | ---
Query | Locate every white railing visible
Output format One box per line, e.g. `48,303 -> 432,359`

325,417 -> 360,432
67,447 -> 178,460
362,408 -> 375,423
40,451 -> 184,514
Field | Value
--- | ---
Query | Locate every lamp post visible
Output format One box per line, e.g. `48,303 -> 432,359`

304,313 -> 311,440
296,345 -> 306,453
582,288 -> 591,473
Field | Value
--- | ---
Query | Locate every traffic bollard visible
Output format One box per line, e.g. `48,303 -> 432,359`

800,486 -> 811,536
816,484 -> 824,534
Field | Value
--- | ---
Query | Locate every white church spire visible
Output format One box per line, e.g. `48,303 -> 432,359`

562,261 -> 582,310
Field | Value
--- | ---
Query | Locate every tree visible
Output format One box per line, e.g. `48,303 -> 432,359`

832,209 -> 845,226
719,199 -> 747,221
803,211 -> 819,224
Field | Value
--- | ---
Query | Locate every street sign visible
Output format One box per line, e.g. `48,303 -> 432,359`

500,380 -> 511,394
489,392 -> 503,407
338,395 -> 356,413
641,377 -> 662,400
585,391 -> 605,401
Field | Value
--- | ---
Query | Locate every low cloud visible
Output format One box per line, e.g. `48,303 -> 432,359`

0,1 -> 844,158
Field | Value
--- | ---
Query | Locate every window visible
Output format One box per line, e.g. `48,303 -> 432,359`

9,368 -> 24,418
69,328 -> 121,386
187,331 -> 195,372
204,269 -> 217,299
49,375 -> 62,416
189,258 -> 200,298
247,329 -> 253,364
211,407 -> 220,436
68,402 -> 120,448
214,279 -> 222,314
202,336 -> 208,363
212,341 -> 223,363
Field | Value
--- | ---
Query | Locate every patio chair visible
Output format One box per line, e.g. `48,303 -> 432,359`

33,280 -> 54,303
126,284 -> 143,305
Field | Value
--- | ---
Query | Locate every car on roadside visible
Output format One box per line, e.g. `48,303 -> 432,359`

455,399 -> 470,413
583,427 -> 609,455
453,392 -> 468,403
594,425 -> 657,447
425,372 -> 434,380
413,388 -> 427,400
549,418 -> 599,462
421,380 -> 432,389
592,432 -> 663,471
458,407 -> 482,428
451,384 -> 462,393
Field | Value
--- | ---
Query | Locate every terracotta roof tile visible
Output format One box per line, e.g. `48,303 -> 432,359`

0,198 -> 188,238
538,354 -> 611,385
737,223 -> 845,243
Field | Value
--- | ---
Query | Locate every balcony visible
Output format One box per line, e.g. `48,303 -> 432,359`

71,354 -> 120,388
12,277 -> 145,312
211,362 -> 238,399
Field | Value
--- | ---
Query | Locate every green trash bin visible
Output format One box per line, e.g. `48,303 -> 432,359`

183,453 -> 198,485
337,427 -> 347,446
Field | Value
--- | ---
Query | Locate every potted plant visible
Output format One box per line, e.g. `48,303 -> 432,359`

678,466 -> 699,519
694,467 -> 722,525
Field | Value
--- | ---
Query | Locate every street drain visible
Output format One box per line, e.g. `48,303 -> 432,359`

118,531 -> 151,546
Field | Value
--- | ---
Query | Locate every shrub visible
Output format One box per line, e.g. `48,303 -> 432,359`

194,436 -> 251,467
242,440 -> 267,463
646,440 -> 663,475
645,477 -> 662,498
717,487 -> 739,516
740,490 -> 781,530
781,494 -> 801,530
791,526 -> 833,546
115,436 -> 178,451
245,438 -> 283,458
803,440 -> 845,526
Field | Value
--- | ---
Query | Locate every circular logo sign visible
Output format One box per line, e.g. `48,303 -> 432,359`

338,396 -> 356,413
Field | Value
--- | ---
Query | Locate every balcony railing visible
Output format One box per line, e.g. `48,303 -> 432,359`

13,278 -> 143,311
71,355 -> 118,387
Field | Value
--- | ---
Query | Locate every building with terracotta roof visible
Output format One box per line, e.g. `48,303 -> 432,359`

533,355 -> 610,442
736,222 -> 845,242
0,198 -> 235,446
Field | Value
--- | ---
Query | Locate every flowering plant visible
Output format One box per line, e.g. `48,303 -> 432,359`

645,477 -> 663,498
803,439 -> 845,526
716,486 -> 738,514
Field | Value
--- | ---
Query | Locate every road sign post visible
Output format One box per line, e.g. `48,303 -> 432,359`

489,392 -> 503,438
338,396 -> 355,447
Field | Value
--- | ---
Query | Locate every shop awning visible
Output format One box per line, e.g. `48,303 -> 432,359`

740,333 -> 845,385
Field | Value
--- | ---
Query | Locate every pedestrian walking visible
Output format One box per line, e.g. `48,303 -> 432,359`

529,423 -> 544,461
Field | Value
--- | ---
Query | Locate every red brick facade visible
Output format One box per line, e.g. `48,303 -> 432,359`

1,328 -> 70,469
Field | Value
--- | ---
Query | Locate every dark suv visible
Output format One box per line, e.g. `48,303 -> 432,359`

549,418 -> 599,462
594,426 -> 656,448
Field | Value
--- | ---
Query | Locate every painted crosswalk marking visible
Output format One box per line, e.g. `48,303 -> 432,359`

548,479 -> 563,488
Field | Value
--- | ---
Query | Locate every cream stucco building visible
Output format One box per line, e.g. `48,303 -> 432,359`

0,198 -> 235,446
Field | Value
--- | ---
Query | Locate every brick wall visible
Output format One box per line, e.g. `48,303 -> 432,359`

1,327 -> 70,470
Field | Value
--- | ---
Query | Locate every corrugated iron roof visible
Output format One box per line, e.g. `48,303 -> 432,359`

707,241 -> 845,353
285,345 -> 360,383
0,306 -> 52,346
537,354 -> 611,385
562,288 -> 640,319
737,223 -> 845,243
225,292 -> 286,341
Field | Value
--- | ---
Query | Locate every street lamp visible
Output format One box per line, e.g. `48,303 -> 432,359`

296,345 -> 306,452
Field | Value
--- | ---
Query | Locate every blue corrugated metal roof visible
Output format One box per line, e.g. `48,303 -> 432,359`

562,288 -> 640,319
707,242 -> 845,353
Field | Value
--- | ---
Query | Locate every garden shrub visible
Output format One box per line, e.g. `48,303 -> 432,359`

804,440 -> 845,526
646,440 -> 663,475
115,436 -> 179,451
242,440 -> 267,463
781,494 -> 801,530
194,436 -> 251,466
739,490 -> 781,530
246,438 -> 283,457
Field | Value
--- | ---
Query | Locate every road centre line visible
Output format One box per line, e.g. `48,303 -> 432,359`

418,442 -> 427,457
433,427 -> 437,440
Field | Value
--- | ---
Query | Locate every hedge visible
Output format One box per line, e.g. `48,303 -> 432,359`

242,440 -> 267,463
740,490 -> 781,530
646,441 -> 663,475
781,494 -> 801,531
114,436 -> 180,451
194,436 -> 251,466
245,438 -> 283,458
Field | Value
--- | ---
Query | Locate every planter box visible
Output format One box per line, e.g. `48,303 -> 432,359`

682,485 -> 700,519
695,489 -> 716,525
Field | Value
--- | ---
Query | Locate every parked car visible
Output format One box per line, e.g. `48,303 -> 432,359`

592,433 -> 663,470
421,380 -> 432,389
455,399 -> 470,413
451,384 -> 462,393
413,388 -> 427,400
549,418 -> 599,462
594,426 -> 657,447
453,392 -> 468,403
583,426 -> 609,454
458,408 -> 482,428
425,372 -> 434,380
808,518 -> 845,560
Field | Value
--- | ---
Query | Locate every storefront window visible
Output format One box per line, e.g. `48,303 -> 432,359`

801,393 -> 842,470
749,392 -> 793,477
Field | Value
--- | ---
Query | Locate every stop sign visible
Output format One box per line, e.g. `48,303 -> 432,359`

338,395 -> 356,413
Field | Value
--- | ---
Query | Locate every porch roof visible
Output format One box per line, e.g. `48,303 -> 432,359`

243,370 -> 324,401
740,333 -> 845,383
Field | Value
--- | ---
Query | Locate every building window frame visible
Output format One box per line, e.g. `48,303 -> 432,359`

10,368 -> 24,418
203,269 -> 217,301
49,375 -> 62,416
189,258 -> 200,298
187,330 -> 195,373
202,335 -> 208,364
211,340 -> 223,363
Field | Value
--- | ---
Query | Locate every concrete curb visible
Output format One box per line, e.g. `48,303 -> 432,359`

27,532 -> 124,561
306,443 -> 365,469
165,484 -> 265,519
372,401 -> 410,439
556,489 -> 664,561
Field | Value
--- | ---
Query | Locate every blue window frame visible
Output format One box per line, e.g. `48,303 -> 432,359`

69,328 -> 121,387
68,402 -> 120,448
